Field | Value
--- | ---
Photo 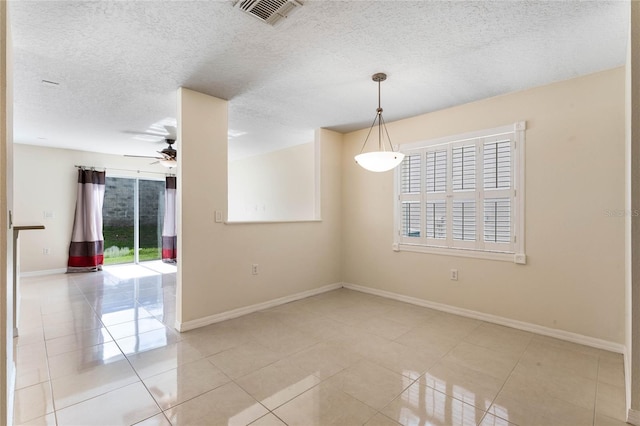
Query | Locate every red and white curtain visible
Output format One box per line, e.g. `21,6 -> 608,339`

162,176 -> 177,263
67,169 -> 106,272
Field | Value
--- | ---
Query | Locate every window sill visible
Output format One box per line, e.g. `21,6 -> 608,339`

393,243 -> 526,264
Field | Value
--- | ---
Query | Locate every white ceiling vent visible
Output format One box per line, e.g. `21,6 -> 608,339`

235,0 -> 303,26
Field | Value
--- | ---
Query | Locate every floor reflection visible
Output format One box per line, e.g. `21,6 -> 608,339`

14,269 -> 625,426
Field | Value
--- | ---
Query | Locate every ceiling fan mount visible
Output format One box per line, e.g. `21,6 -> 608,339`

159,138 -> 177,160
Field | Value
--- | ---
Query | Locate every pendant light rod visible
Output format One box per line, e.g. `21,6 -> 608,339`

359,72 -> 389,154
359,106 -> 382,154
374,73 -> 386,151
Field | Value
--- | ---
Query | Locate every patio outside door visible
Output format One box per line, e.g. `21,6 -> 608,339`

102,177 -> 165,265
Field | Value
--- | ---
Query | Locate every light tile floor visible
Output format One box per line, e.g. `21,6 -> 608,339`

13,263 -> 627,426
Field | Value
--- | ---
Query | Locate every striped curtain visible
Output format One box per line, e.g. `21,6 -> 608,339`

67,169 -> 106,272
162,176 -> 177,263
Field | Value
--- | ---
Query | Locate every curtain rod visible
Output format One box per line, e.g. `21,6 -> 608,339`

74,165 -> 175,176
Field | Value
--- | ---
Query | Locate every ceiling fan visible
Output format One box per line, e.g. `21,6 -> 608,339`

125,125 -> 177,168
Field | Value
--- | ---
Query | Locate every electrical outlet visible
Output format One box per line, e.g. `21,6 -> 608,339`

42,248 -> 50,255
251,264 -> 259,275
215,211 -> 223,223
450,269 -> 458,281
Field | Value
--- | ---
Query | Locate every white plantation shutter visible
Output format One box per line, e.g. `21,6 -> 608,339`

484,198 -> 511,243
426,201 -> 446,240
426,150 -> 447,193
452,200 -> 476,243
452,145 -> 476,191
401,202 -> 421,238
484,140 -> 511,190
395,122 -> 524,259
399,155 -> 423,243
401,154 -> 421,194
482,137 -> 514,251
424,148 -> 447,245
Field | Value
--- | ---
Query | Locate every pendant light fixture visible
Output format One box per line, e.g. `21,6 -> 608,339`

354,72 -> 404,172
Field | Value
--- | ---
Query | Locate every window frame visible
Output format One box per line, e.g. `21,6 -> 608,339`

393,122 -> 526,264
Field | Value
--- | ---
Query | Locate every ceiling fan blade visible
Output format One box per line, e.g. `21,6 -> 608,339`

122,130 -> 166,143
157,151 -> 176,160
124,154 -> 164,160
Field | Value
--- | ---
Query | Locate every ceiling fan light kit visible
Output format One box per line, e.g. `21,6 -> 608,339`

159,158 -> 177,168
156,138 -> 177,168
355,72 -> 404,173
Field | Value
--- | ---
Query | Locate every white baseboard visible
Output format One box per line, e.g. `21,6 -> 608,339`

626,347 -> 632,417
176,282 -> 343,332
628,409 -> 640,425
21,268 -> 67,277
343,282 -> 625,354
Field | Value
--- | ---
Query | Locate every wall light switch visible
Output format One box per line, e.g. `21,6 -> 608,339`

215,211 -> 223,223
450,269 -> 458,281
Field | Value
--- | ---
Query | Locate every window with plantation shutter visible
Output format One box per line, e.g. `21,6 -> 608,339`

394,122 -> 526,263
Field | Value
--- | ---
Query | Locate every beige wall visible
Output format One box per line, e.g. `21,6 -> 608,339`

13,144 -> 170,273
11,70 -> 626,348
177,88 -> 342,325
228,142 -> 316,222
342,67 -> 626,344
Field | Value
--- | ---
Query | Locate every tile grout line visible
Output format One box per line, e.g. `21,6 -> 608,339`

219,318 -> 332,423
474,333 -> 535,426
25,271 -> 196,425
16,287 -> 56,424
101,268 -> 264,425
442,326 -> 501,425
20,275 -> 626,426
99,269 -> 175,425
48,275 -> 86,425
371,319 -> 485,425
593,354 -> 601,426
48,275 -> 107,423
230,303 -> 411,425
58,272 -> 163,424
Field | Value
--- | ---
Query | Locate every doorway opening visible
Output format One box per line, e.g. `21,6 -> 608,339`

102,177 -> 165,265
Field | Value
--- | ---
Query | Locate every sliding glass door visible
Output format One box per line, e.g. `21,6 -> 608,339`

139,179 -> 165,262
103,177 -> 165,265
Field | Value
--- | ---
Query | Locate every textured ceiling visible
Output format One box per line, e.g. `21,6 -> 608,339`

9,1 -> 629,162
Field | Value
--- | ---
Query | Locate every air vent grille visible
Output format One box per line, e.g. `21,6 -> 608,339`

236,0 -> 303,26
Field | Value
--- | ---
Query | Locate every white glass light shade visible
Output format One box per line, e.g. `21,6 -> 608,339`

355,151 -> 405,172
159,159 -> 176,168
